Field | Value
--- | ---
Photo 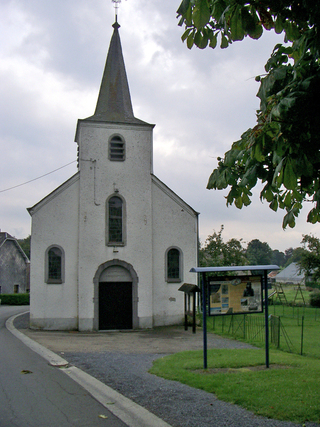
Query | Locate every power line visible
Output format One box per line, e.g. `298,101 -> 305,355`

0,160 -> 76,194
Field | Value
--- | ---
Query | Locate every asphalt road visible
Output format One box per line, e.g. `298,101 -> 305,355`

13,309 -> 320,427
0,306 -> 128,427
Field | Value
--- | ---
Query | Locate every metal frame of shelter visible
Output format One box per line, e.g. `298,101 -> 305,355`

190,265 -> 280,369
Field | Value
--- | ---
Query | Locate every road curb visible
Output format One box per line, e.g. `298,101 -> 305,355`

6,311 -> 172,427
6,312 -> 69,367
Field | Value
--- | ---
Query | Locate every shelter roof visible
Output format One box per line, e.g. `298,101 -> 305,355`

190,265 -> 280,273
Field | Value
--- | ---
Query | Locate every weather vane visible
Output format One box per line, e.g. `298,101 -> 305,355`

112,0 -> 125,22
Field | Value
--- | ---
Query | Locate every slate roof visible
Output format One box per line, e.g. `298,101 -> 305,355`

0,232 -> 29,262
275,262 -> 304,283
84,22 -> 152,127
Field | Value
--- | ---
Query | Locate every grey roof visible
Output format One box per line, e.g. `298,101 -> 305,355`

275,262 -> 304,282
85,22 -> 152,126
190,265 -> 280,273
0,232 -> 29,262
0,231 -> 12,246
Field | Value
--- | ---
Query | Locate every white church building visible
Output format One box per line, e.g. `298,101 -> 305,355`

28,21 -> 199,331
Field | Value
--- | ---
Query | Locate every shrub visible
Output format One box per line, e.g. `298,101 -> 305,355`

310,291 -> 320,307
0,293 -> 30,305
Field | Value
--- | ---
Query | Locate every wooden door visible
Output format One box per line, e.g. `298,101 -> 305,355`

99,282 -> 132,330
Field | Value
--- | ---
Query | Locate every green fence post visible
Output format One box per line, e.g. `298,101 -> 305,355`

300,315 -> 304,356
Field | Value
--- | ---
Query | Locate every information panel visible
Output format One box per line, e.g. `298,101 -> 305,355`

208,275 -> 263,316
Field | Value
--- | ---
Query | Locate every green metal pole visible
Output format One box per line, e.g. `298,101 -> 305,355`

201,273 -> 207,369
264,270 -> 270,368
300,315 -> 304,355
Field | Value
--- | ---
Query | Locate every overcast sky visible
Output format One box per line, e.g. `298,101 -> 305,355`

1,0 -> 319,253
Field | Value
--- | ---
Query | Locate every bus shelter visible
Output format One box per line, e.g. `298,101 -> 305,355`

190,265 -> 280,369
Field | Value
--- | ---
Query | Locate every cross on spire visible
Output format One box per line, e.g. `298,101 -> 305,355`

112,0 -> 122,22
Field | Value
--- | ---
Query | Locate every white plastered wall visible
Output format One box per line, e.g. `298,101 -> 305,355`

76,121 -> 155,330
29,176 -> 80,330
151,177 -> 198,326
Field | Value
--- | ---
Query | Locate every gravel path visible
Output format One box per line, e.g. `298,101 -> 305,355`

14,312 -> 319,427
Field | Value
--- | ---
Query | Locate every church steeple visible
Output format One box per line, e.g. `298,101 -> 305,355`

86,21 -> 148,125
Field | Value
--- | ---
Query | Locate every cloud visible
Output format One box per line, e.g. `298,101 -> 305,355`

1,0 -> 319,252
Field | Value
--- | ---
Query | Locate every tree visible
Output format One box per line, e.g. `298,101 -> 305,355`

200,225 -> 247,267
284,246 -> 304,266
271,249 -> 286,267
177,0 -> 320,228
299,234 -> 320,282
246,239 -> 273,265
17,235 -> 31,259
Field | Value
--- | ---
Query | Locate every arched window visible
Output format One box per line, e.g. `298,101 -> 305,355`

45,246 -> 65,284
109,135 -> 125,161
166,247 -> 182,283
108,196 -> 124,244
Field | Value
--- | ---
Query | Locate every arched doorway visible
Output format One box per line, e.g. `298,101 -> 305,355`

93,260 -> 138,330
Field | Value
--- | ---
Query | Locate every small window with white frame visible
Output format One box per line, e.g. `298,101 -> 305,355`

109,135 -> 125,161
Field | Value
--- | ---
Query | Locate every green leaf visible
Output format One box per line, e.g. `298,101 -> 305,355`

221,34 -> 229,48
194,30 -> 209,49
253,141 -> 265,162
262,185 -> 274,203
193,0 -> 211,28
283,210 -> 296,228
242,193 -> 251,206
209,33 -> 217,48
248,22 -> 263,40
194,30 -> 202,47
270,198 -> 278,211
177,0 -> 190,17
274,16 -> 284,34
283,158 -> 297,190
283,191 -> 292,208
235,196 -> 243,209
187,33 -> 195,49
307,208 -> 319,224
230,5 -> 245,41
181,28 -> 192,41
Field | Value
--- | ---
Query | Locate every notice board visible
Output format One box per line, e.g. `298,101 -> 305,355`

208,275 -> 262,316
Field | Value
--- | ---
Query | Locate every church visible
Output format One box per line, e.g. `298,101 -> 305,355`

28,20 -> 199,331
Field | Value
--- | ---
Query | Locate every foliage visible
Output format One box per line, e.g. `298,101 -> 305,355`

284,246 -> 304,266
17,235 -> 31,259
299,234 -> 320,281
246,238 -> 272,264
0,293 -> 30,305
150,347 -> 320,423
271,249 -> 285,267
177,0 -> 320,228
200,225 -> 247,266
310,291 -> 320,307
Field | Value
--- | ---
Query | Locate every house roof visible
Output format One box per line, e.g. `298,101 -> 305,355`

84,21 -> 152,127
0,232 -> 29,263
275,262 -> 304,282
190,265 -> 280,273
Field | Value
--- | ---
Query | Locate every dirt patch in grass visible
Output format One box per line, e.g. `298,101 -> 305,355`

195,364 -> 292,374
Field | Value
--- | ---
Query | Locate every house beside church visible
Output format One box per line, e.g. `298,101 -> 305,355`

0,232 -> 30,295
28,21 -> 199,331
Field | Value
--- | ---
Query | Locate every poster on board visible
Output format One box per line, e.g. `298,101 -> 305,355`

208,275 -> 263,316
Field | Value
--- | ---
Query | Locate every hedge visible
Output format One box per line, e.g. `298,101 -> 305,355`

0,293 -> 30,305
310,291 -> 320,308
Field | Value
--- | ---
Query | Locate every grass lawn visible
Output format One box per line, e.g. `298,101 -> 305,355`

208,305 -> 320,358
150,348 -> 320,423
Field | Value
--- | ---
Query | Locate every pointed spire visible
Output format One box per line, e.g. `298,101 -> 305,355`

86,21 -> 145,125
